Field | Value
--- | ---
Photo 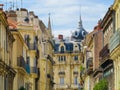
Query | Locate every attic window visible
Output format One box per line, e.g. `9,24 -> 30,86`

60,46 -> 64,53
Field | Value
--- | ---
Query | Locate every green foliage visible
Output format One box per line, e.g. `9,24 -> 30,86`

19,86 -> 26,90
93,79 -> 108,90
80,65 -> 85,71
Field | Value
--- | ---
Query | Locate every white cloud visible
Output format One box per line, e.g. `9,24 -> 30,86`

53,29 -> 72,37
1,0 -> 114,37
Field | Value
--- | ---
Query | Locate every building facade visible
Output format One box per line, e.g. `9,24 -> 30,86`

110,0 -> 120,89
0,10 -> 16,90
5,7 -> 55,90
100,6 -> 115,90
81,20 -> 103,90
53,16 -> 87,90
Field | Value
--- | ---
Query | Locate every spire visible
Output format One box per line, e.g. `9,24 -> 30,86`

79,15 -> 83,28
78,6 -> 83,29
48,13 -> 51,30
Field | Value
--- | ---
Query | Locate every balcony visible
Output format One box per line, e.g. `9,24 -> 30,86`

54,84 -> 67,89
86,58 -> 93,75
71,84 -> 79,89
0,59 -> 16,77
25,63 -> 30,74
30,67 -> 38,74
99,44 -> 110,65
30,66 -> 38,78
73,71 -> 78,75
58,71 -> 65,75
110,29 -> 120,52
17,56 -> 26,70
54,50 -> 73,54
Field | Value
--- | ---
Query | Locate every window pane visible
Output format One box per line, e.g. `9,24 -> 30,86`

74,56 -> 78,61
74,77 -> 78,85
64,56 -> 66,61
60,77 -> 64,85
61,46 -> 64,53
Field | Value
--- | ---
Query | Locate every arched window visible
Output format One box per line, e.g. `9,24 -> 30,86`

60,46 -> 64,53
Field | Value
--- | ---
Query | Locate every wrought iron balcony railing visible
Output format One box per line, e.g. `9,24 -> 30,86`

73,71 -> 78,75
58,71 -> 65,75
99,44 -> 110,64
30,66 -> 38,74
17,56 -> 26,70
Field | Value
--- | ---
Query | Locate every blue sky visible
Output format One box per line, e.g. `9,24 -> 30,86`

1,0 -> 114,37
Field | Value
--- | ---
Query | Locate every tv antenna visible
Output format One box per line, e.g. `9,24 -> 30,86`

21,0 -> 23,8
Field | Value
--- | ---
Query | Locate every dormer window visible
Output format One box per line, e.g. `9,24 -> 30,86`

60,46 -> 64,53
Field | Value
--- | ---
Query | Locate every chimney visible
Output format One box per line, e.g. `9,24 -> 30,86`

7,10 -> 17,21
0,4 -> 4,11
58,34 -> 63,40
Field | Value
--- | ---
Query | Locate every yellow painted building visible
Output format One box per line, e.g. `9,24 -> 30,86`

83,31 -> 94,90
82,21 -> 103,90
7,8 -> 55,90
53,16 -> 87,90
38,15 -> 54,90
0,11 -> 16,90
7,9 -> 39,90
53,37 -> 82,90
110,0 -> 120,90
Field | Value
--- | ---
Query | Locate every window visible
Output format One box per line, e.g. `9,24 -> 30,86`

58,56 -> 66,62
64,56 -> 66,61
74,56 -> 78,61
61,56 -> 63,61
58,56 -> 60,62
60,46 -> 64,53
60,77 -> 64,85
74,77 -> 78,85
25,83 -> 29,90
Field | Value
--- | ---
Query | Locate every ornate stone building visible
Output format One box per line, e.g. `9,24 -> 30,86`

110,0 -> 120,89
6,8 -> 54,90
53,16 -> 87,90
0,10 -> 16,90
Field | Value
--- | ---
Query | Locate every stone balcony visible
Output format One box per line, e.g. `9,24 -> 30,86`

71,84 -> 79,89
54,84 -> 80,89
54,84 -> 67,89
30,66 -> 38,78
58,71 -> 65,75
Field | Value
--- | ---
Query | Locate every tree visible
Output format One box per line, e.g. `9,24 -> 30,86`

93,78 -> 108,90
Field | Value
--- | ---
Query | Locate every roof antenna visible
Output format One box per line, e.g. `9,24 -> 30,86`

9,1 -> 12,10
5,0 -> 8,11
15,0 -> 18,9
13,0 -> 15,10
21,0 -> 23,8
